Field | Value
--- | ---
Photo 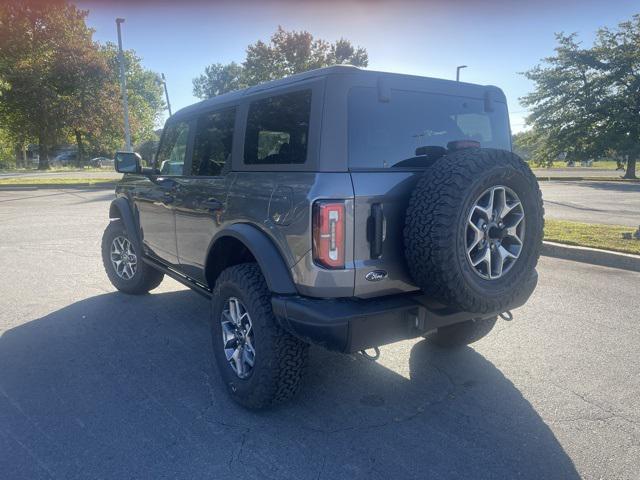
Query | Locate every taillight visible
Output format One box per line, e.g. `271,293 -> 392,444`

313,200 -> 345,269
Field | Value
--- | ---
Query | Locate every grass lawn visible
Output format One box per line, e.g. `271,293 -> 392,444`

0,166 -> 107,174
0,177 -> 114,186
529,160 -> 626,170
545,219 -> 640,255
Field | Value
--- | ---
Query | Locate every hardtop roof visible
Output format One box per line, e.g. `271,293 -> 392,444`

171,65 -> 506,120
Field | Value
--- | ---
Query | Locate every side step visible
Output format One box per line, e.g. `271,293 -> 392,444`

141,256 -> 212,299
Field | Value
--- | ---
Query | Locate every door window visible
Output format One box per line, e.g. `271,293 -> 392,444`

244,89 -> 312,165
192,108 -> 236,176
156,121 -> 190,175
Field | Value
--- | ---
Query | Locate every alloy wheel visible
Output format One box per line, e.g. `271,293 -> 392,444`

465,185 -> 525,280
220,297 -> 256,379
110,236 -> 138,280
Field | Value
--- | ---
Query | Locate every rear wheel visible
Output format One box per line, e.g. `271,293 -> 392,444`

210,263 -> 308,409
424,316 -> 498,348
101,220 -> 164,294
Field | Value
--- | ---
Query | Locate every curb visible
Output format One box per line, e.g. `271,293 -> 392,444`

542,241 -> 640,272
535,176 -> 639,182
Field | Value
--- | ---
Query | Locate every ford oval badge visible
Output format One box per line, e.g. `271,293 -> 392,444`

365,270 -> 388,282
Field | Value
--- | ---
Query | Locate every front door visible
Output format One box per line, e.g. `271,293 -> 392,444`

174,107 -> 237,283
136,120 -> 191,266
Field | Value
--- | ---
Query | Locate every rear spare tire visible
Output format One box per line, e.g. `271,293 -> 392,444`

404,148 -> 543,314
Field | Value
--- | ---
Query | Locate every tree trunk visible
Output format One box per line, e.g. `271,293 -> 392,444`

38,133 -> 50,170
75,130 -> 84,168
623,156 -> 637,179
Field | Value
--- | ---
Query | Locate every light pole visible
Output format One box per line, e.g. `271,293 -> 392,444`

159,73 -> 172,116
116,18 -> 132,152
456,65 -> 468,82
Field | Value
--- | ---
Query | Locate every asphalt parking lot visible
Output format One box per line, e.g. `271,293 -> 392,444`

1,187 -> 639,480
540,180 -> 640,227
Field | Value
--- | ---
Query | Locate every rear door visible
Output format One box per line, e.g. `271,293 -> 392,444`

136,119 -> 191,266
174,107 -> 237,283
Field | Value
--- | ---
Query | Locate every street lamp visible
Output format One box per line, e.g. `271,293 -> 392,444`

116,18 -> 132,151
158,73 -> 172,116
456,65 -> 468,82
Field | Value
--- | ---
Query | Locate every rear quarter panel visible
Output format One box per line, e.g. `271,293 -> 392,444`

225,171 -> 356,298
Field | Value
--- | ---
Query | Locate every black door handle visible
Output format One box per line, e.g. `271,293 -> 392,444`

202,199 -> 223,210
369,203 -> 384,259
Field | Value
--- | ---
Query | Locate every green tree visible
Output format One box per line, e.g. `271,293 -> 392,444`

0,126 -> 16,169
193,26 -> 369,99
0,1 -> 165,169
591,15 -> 640,179
90,43 -> 165,158
521,34 -> 606,168
193,62 -> 247,99
0,0 -> 99,168
521,15 -> 640,179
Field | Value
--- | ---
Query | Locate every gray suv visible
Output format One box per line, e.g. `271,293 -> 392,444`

103,66 -> 543,409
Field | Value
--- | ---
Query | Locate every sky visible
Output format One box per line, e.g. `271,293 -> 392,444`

78,0 -> 639,132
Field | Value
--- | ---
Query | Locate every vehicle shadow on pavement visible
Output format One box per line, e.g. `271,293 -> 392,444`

578,181 -> 640,192
0,290 -> 580,480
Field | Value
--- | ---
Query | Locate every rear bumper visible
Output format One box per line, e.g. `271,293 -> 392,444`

272,272 -> 537,353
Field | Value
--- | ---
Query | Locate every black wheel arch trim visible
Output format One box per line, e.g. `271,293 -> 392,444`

108,197 -> 141,250
207,223 -> 298,295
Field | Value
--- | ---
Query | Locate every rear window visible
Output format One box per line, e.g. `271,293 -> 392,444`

348,87 -> 511,169
244,90 -> 312,165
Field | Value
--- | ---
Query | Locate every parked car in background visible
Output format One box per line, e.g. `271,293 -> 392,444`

51,151 -> 77,167
90,157 -> 115,168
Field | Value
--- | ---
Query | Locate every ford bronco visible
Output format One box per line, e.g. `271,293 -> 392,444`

102,66 -> 543,409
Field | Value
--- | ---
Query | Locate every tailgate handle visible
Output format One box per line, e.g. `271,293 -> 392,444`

369,203 -> 385,259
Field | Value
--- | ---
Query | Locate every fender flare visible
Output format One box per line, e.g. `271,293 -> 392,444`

109,197 -> 141,250
208,224 -> 297,295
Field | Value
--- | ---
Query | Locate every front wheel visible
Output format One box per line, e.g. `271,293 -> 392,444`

211,263 -> 308,409
101,220 -> 164,294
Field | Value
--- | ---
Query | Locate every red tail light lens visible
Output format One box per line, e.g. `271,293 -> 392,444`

313,201 -> 345,269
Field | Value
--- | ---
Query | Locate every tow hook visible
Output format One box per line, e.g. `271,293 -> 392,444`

499,310 -> 513,321
359,347 -> 381,361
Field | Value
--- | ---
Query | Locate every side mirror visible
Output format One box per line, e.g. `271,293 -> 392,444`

114,151 -> 142,174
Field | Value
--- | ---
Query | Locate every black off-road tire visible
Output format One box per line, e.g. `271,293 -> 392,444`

425,316 -> 498,348
210,263 -> 309,410
101,220 -> 164,294
404,148 -> 544,314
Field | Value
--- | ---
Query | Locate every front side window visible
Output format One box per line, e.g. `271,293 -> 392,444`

348,88 -> 511,169
244,90 -> 312,165
156,121 -> 190,175
192,108 -> 236,176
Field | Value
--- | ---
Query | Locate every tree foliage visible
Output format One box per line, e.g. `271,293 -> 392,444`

193,26 -> 369,99
89,43 -> 165,158
521,15 -> 640,178
0,0 -> 164,169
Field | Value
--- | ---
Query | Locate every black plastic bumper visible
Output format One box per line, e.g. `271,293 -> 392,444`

272,273 -> 537,353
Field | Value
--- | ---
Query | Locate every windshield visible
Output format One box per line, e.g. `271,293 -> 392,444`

348,87 -> 511,169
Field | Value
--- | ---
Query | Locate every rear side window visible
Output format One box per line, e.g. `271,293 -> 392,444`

348,88 -> 511,169
244,90 -> 312,165
156,121 -> 190,175
192,108 -> 235,176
